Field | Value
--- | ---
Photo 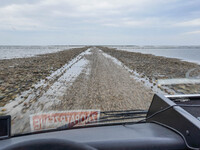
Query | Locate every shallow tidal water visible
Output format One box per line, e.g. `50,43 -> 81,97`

112,46 -> 200,65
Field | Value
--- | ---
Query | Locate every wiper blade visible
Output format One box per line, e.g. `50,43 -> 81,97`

96,109 -> 147,123
97,115 -> 146,123
57,109 -> 148,129
101,110 -> 147,117
101,109 -> 147,114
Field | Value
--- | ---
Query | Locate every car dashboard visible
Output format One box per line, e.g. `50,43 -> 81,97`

1,93 -> 200,150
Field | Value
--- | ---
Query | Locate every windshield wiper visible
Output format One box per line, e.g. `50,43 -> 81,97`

57,109 -> 148,129
101,109 -> 147,116
97,109 -> 147,123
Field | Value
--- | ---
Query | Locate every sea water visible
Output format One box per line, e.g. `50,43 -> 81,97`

0,45 -> 82,60
112,46 -> 200,65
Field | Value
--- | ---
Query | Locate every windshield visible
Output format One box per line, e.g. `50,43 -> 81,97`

0,1 -> 200,135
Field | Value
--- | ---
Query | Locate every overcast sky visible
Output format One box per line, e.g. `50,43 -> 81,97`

0,0 -> 200,45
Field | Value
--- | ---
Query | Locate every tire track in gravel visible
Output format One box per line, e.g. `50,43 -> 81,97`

4,48 -> 91,134
55,47 -> 153,111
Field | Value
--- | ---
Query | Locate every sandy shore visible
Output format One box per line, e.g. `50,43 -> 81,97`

99,46 -> 200,94
0,47 -> 89,107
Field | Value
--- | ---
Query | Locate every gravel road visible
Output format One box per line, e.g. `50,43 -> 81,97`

2,46 -> 199,135
54,47 -> 153,111
2,47 -> 153,134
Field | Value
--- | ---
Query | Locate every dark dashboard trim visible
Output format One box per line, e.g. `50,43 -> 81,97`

0,123 -> 187,150
11,120 -> 140,138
